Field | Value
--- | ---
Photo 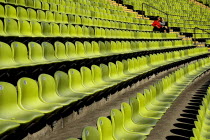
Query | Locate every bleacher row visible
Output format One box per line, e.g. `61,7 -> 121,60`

0,40 -> 193,69
0,0 -> 210,139
68,56 -> 210,140
0,46 -> 208,138
191,86 -> 210,140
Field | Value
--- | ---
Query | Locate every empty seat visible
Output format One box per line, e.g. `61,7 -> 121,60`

28,42 -> 48,64
5,5 -> 17,19
41,42 -> 58,61
0,42 -> 17,69
11,42 -> 32,65
38,74 -> 77,105
82,126 -> 100,140
17,78 -> 62,113
4,18 -> 19,36
0,82 -> 44,123
0,120 -> 20,135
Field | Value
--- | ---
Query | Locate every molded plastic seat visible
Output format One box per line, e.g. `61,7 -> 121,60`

54,41 -> 68,60
68,69 -> 93,94
111,109 -> 147,140
41,42 -> 58,62
18,20 -> 32,36
129,98 -> 158,126
121,102 -> 153,135
82,126 -> 100,140
28,42 -> 48,64
81,66 -> 106,91
54,71 -> 86,99
0,42 -> 17,69
38,74 -> 77,105
97,117 -> 114,140
11,42 -> 32,65
0,82 -> 44,123
4,18 -> 19,36
31,21 -> 43,37
0,120 -> 20,135
5,5 -> 17,19
17,78 -> 62,113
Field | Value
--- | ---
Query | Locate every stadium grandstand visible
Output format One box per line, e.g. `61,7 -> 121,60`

0,0 -> 210,139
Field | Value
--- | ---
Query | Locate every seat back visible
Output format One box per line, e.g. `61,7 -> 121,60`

0,82 -> 19,115
38,74 -> 57,102
11,42 -> 30,64
17,78 -> 43,110
65,42 -> 77,58
28,42 -> 46,62
41,42 -> 57,61
68,69 -> 84,91
0,42 -> 15,66
54,41 -> 68,60
82,126 -> 100,140
81,67 -> 94,88
97,117 -> 114,140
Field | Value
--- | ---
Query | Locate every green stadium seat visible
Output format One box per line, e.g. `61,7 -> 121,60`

129,97 -> 158,126
28,8 -> 37,21
18,20 -> 32,36
17,0 -> 26,6
97,117 -> 114,140
4,18 -> 19,36
17,7 -> 28,20
0,4 -> 5,18
0,82 -> 44,123
17,78 -> 62,113
28,42 -> 48,64
41,42 -> 58,61
54,71 -> 86,99
121,102 -> 153,135
38,74 -> 77,105
37,10 -> 46,21
5,5 -> 17,19
0,42 -> 17,69
54,41 -> 68,60
31,21 -> 43,37
11,42 -> 32,65
0,120 -> 20,135
68,69 -> 94,94
82,126 -> 100,140
111,109 -> 147,140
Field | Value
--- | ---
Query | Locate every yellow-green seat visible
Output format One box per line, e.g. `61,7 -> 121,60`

54,41 -> 68,60
41,42 -> 59,62
0,120 -> 20,135
28,42 -> 48,64
17,78 -> 62,113
111,109 -> 147,140
68,69 -> 93,94
4,18 -> 19,36
11,42 -> 32,65
54,71 -> 87,99
121,102 -> 153,135
97,117 -> 114,140
0,42 -> 17,69
38,74 -> 77,106
0,82 -> 44,123
82,126 -> 100,140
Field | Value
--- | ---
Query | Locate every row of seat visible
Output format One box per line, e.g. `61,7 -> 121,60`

0,18 -> 177,38
0,47 -> 208,136
0,3 -> 135,20
191,86 -> 210,140
0,0 -> 123,12
0,1 -> 138,23
0,40 -> 194,70
68,57 -> 210,140
0,5 -> 151,29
